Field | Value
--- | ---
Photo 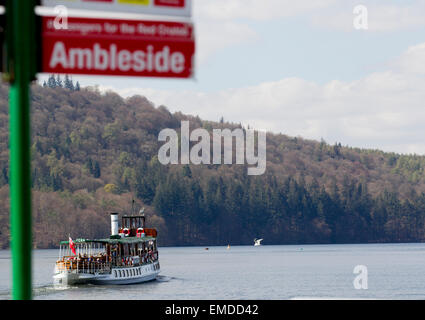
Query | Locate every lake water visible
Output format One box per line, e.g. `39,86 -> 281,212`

1,243 -> 425,300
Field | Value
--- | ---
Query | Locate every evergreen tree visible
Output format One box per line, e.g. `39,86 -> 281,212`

85,158 -> 94,174
93,161 -> 101,178
1,167 -> 8,185
136,177 -> 156,205
56,75 -> 63,88
47,74 -> 56,88
182,165 -> 192,178
64,74 -> 74,91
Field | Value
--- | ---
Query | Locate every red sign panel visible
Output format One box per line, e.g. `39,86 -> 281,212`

41,16 -> 195,78
154,0 -> 185,7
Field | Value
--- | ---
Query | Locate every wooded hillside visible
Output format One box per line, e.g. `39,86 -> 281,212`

1,80 -> 425,248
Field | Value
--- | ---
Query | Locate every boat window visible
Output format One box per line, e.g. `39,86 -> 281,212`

119,270 -> 122,277
114,270 -> 117,277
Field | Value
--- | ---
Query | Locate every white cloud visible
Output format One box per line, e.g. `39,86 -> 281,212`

368,3 -> 425,32
195,0 -> 425,36
107,55 -> 425,154
194,0 -> 425,65
195,20 -> 258,64
393,42 -> 425,74
67,2 -> 425,155
192,0 -> 338,64
193,0 -> 425,65
195,0 -> 337,21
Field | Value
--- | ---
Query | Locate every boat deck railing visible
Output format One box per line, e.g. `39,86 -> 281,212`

55,260 -> 111,274
56,251 -> 159,274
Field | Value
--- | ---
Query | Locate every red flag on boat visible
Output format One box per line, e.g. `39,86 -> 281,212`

69,236 -> 76,255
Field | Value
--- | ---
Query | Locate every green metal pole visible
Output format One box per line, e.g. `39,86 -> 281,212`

7,0 -> 37,300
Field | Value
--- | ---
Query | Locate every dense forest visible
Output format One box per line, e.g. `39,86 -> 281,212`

1,76 -> 425,248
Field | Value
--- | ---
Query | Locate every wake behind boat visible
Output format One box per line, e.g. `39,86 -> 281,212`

53,211 -> 160,286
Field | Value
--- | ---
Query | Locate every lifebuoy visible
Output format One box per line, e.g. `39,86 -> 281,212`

123,228 -> 129,237
137,228 -> 145,238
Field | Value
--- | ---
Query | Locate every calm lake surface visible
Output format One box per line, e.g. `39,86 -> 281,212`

1,243 -> 425,300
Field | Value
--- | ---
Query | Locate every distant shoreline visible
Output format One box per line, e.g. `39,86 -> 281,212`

1,240 -> 425,251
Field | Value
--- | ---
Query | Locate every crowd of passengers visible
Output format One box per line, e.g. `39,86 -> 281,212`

59,249 -> 158,267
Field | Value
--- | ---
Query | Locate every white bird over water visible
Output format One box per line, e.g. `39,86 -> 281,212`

254,238 -> 263,246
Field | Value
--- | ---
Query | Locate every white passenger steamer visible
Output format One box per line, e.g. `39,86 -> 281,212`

53,211 -> 160,286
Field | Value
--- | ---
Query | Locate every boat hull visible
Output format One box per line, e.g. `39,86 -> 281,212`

53,261 -> 160,286
91,272 -> 158,285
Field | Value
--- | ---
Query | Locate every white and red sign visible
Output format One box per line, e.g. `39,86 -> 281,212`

41,0 -> 192,17
41,16 -> 195,78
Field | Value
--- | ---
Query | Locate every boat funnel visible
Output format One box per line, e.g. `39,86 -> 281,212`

111,213 -> 119,236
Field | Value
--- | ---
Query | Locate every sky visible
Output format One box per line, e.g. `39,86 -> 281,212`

39,0 -> 425,155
